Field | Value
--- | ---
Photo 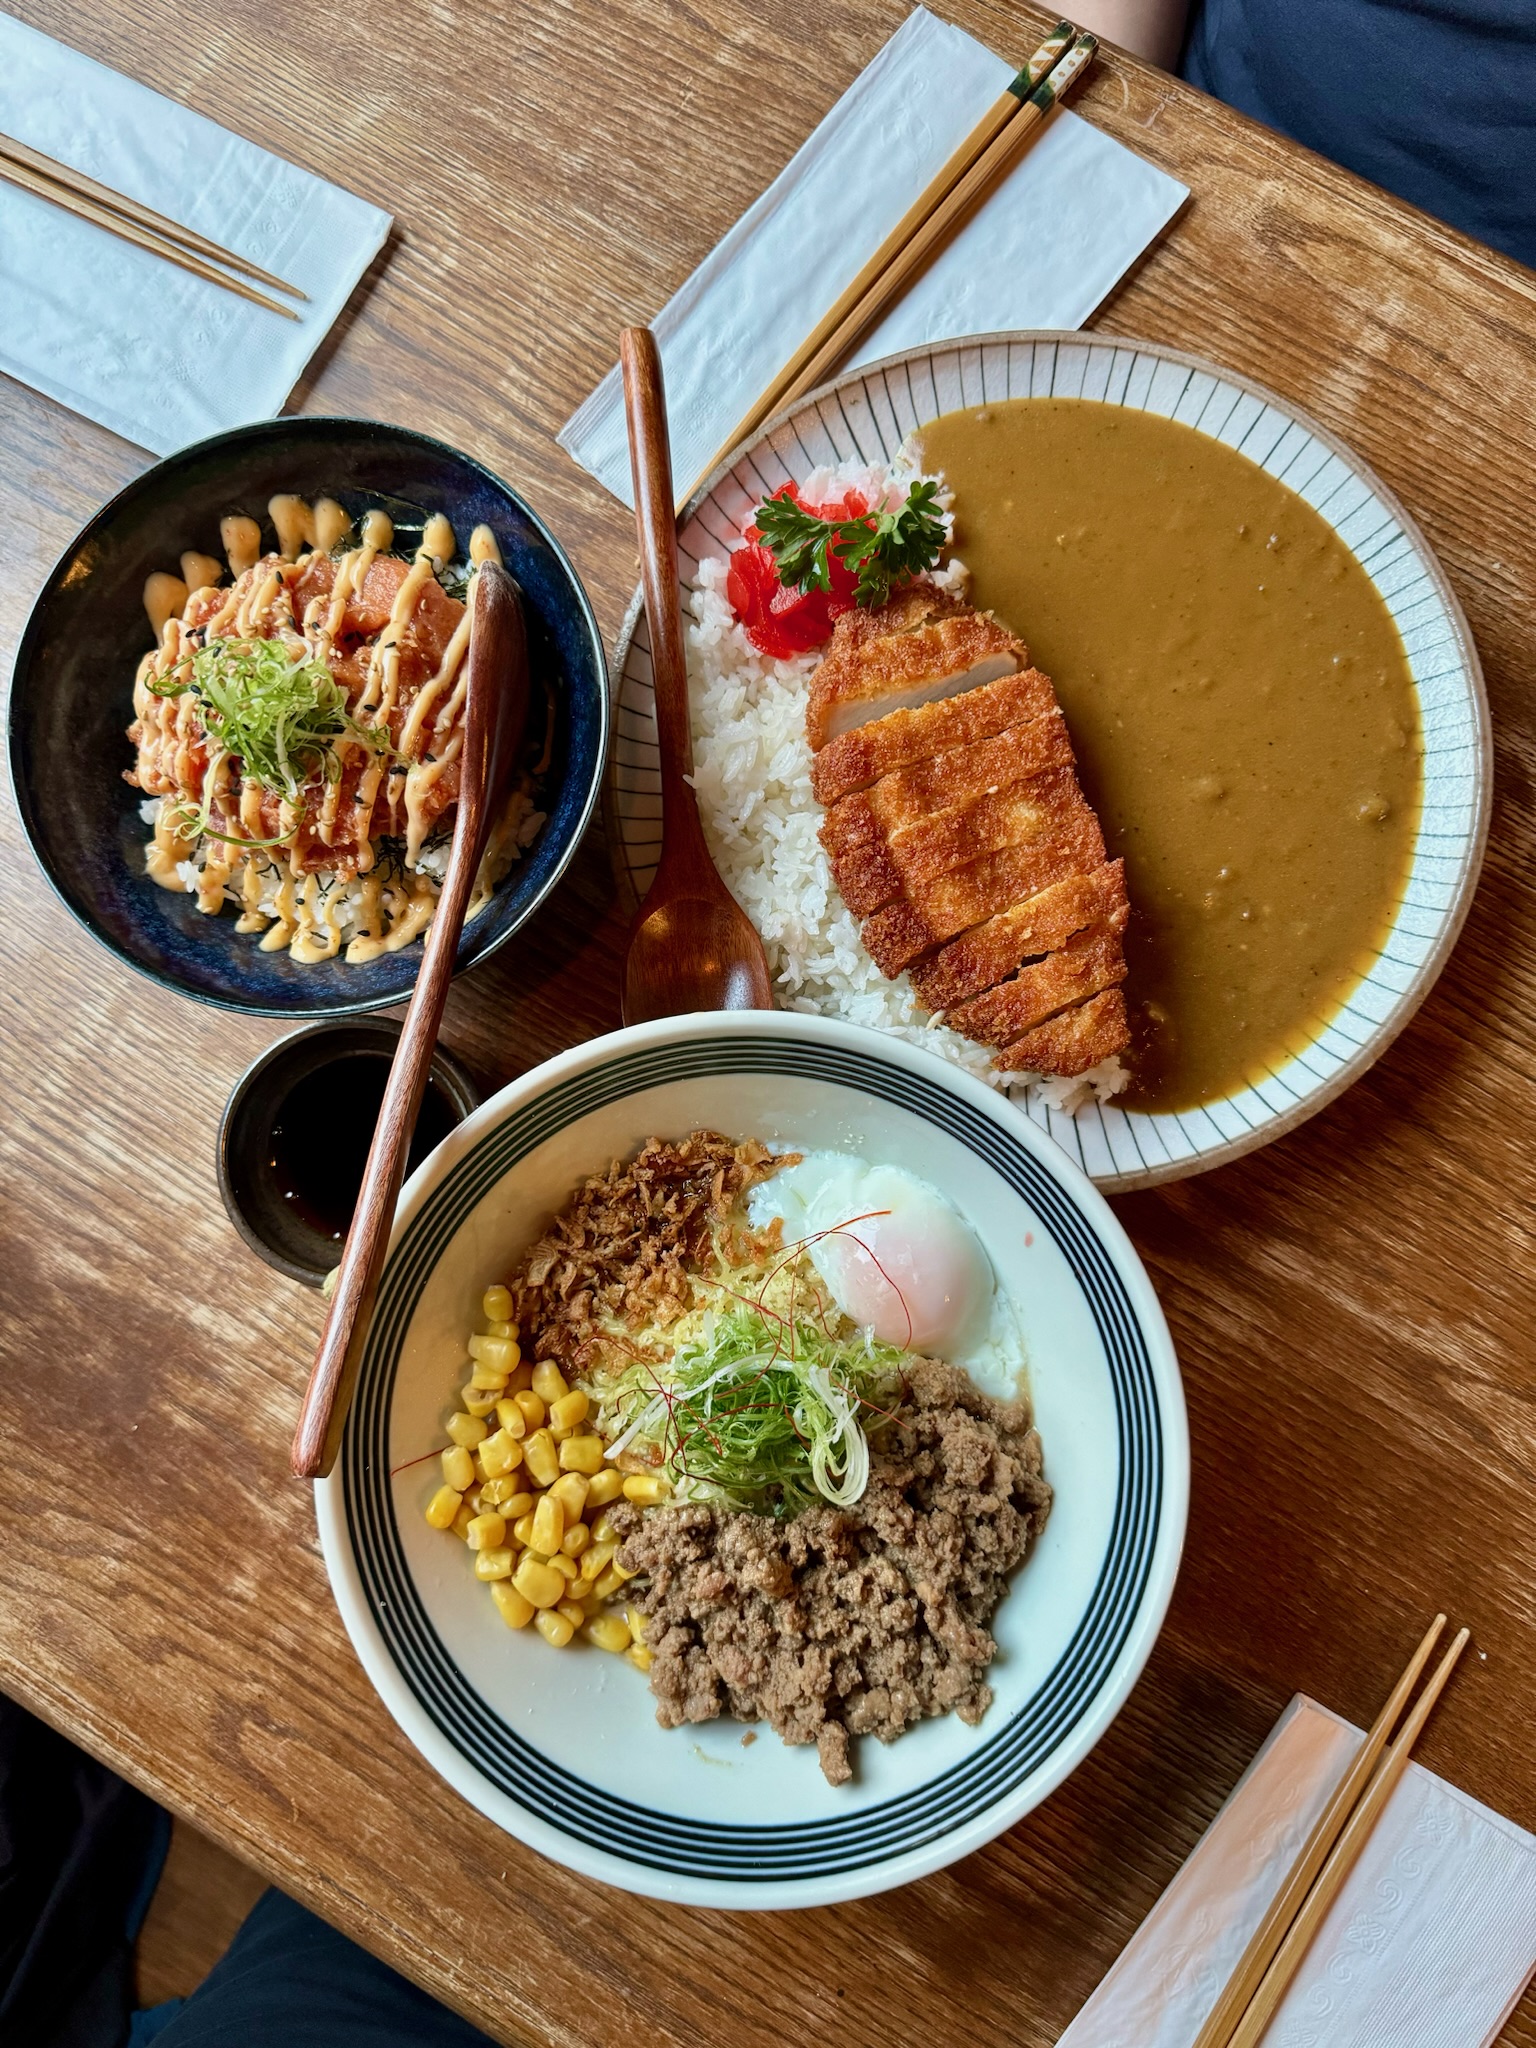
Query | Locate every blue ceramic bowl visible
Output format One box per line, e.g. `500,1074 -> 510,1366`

9,417 -> 608,1017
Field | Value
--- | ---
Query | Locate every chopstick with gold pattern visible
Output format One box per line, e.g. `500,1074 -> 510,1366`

683,21 -> 1084,504
1196,1616 -> 1470,2048
0,132 -> 304,317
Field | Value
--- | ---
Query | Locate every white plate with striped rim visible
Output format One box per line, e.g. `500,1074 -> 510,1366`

606,332 -> 1490,1194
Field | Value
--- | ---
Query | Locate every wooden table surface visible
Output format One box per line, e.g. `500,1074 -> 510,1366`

3,3 -> 1534,2042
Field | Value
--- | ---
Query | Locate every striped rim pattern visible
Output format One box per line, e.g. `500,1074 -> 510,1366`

342,1036 -> 1164,1883
608,334 -> 1489,1195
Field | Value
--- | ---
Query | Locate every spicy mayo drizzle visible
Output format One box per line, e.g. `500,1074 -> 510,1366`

132,496 -> 515,964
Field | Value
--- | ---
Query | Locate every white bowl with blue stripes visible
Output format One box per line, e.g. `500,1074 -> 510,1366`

316,1008 -> 1186,1906
608,333 -> 1490,1193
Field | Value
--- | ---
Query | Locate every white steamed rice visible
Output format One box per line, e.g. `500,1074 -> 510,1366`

684,457 -> 1126,1116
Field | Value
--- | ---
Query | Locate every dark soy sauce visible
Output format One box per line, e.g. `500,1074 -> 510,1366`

268,1055 -> 461,1242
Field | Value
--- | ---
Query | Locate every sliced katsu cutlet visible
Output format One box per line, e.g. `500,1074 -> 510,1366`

804,587 -> 1133,1080
824,764 -> 1095,920
811,663 -> 1058,807
909,862 -> 1128,1011
805,591 -> 1026,750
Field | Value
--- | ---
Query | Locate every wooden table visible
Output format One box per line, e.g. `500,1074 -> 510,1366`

3,4 -> 1534,2041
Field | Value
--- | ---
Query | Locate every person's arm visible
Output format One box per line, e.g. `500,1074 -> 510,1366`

1069,0 -> 1189,70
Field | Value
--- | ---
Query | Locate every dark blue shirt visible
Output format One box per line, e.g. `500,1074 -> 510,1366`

1182,0 -> 1536,271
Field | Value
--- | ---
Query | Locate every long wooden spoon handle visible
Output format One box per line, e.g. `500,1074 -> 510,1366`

291,564 -> 525,1479
620,327 -> 709,864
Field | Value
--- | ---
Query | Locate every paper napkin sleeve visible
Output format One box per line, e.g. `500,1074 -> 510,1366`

1060,1695 -> 1536,2048
559,6 -> 1187,509
0,15 -> 390,455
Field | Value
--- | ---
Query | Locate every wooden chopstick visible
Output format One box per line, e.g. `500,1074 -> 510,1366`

683,20 -> 1082,504
1190,1614 -> 1447,2048
776,30 -> 1097,418
0,132 -> 306,299
1223,1623 -> 1472,2048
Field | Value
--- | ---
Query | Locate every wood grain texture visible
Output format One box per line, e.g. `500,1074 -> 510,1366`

0,3 -> 1533,2045
292,563 -> 531,1477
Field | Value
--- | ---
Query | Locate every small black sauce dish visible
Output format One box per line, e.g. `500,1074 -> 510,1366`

219,1020 -> 480,1286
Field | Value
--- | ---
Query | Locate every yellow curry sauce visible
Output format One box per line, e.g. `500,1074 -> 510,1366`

918,398 -> 1423,1113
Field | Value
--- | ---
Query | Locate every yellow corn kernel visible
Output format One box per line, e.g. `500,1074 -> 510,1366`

579,1592 -> 605,1618
547,1551 -> 580,1583
584,1468 -> 624,1508
561,1523 -> 592,1558
474,1546 -> 515,1581
593,1565 -> 634,1599
446,1412 -> 488,1450
549,1423 -> 574,1444
481,1285 -> 514,1324
489,1580 -> 535,1629
559,1434 -> 606,1476
468,1334 -> 520,1372
452,1503 -> 477,1542
512,1389 -> 545,1432
493,1397 -> 528,1440
582,1542 -> 618,1582
511,1510 -> 538,1549
622,1472 -> 670,1506
586,1614 -> 632,1655
512,1555 -> 565,1610
548,1389 -> 589,1431
625,1605 -> 647,1644
531,1359 -> 569,1404
535,1609 -> 576,1648
626,1643 -> 653,1673
504,1360 -> 534,1396
556,1598 -> 586,1629
530,1492 -> 565,1555
483,1481 -> 533,1516
589,1513 -> 620,1548
484,1318 -> 516,1340
424,1484 -> 462,1530
461,1382 -> 500,1418
549,1472 -> 589,1519
466,1511 -> 507,1552
478,1429 -> 522,1480
439,1445 -> 475,1492
523,1428 -> 560,1488
469,1360 -> 510,1391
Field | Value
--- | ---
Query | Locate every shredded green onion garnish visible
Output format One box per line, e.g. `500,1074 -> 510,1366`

149,637 -> 388,841
600,1290 -> 906,1518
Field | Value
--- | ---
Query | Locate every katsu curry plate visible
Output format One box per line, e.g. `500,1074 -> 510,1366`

610,333 -> 1489,1190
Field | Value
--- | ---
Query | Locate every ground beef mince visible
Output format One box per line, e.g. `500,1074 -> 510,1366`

612,1358 -> 1051,1785
507,1132 -> 782,1370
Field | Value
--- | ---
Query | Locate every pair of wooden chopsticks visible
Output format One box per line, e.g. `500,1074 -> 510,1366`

686,18 -> 1098,502
0,132 -> 306,319
1194,1613 -> 1471,2048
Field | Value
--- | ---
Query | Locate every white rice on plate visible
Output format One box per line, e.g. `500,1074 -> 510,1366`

684,457 -> 1127,1115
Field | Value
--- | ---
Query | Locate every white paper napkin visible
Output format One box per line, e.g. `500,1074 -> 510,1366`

559,6 -> 1187,508
1060,1695 -> 1536,2048
0,15 -> 391,455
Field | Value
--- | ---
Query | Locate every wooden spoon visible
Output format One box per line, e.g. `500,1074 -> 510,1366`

618,325 -> 773,1025
291,561 -> 529,1479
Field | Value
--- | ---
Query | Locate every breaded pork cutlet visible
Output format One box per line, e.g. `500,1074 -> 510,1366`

824,765 -> 1098,920
805,588 -> 1133,1081
805,598 -> 1025,750
909,862 -> 1129,1012
810,664 -> 1058,808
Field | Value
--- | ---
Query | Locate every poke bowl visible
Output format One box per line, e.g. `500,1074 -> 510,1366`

316,1007 -> 1187,1907
9,415 -> 608,1018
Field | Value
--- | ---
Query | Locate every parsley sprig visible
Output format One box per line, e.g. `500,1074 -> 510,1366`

753,481 -> 947,608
